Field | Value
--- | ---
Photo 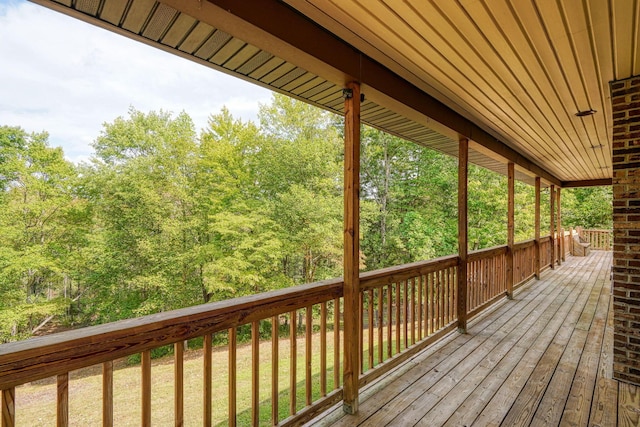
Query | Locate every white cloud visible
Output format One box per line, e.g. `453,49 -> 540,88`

0,0 -> 273,162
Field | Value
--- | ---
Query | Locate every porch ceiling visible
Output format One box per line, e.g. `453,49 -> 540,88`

30,0 -> 634,187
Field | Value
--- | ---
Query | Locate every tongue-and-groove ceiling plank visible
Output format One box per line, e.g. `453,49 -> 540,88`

36,0 -> 626,186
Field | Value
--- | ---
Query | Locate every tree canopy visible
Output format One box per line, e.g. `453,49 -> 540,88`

0,95 -> 612,342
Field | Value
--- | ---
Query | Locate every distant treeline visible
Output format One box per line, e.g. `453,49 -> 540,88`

0,94 -> 612,342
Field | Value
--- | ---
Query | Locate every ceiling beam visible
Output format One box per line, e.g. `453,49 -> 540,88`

184,0 -> 561,186
561,179 -> 612,188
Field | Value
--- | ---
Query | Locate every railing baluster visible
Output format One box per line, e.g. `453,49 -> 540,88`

103,361 -> 113,427
425,274 -> 430,335
305,307 -> 312,406
289,311 -> 297,415
333,299 -> 340,389
320,302 -> 327,396
251,321 -> 260,425
387,284 -> 392,359
368,290 -> 374,370
57,373 -> 68,427
228,328 -> 237,427
359,292 -> 364,374
204,334 -> 212,427
403,280 -> 408,350
271,316 -> 279,425
395,282 -> 401,355
378,288 -> 384,365
175,341 -> 184,427
417,276 -> 423,340
141,351 -> 151,427
2,388 -> 15,427
410,278 -> 416,345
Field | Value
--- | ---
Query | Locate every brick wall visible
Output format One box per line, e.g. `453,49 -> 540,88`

612,75 -> 640,385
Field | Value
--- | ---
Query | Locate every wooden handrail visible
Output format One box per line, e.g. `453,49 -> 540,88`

359,255 -> 459,291
467,245 -> 508,262
0,278 -> 343,389
513,239 -> 535,250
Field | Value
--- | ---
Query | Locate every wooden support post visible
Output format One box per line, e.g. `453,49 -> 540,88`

550,185 -> 555,270
507,163 -> 515,299
343,81 -> 360,415
557,188 -> 563,263
534,177 -> 541,279
457,137 -> 468,333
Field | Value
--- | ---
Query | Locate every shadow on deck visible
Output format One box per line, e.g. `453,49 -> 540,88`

309,251 -> 639,426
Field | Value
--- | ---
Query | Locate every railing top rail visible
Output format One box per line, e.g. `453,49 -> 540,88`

0,277 -> 343,389
513,239 -> 536,250
468,245 -> 507,262
359,255 -> 459,290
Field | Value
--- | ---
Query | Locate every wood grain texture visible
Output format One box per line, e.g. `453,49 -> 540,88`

535,177 -> 541,279
319,251 -> 613,427
174,341 -> 184,427
102,361 -> 113,427
203,334 -> 212,427
342,80 -> 360,414
1,388 -> 14,427
141,351 -> 151,427
228,328 -> 237,427
251,321 -> 259,425
507,162 -> 515,299
619,382 -> 640,427
57,373 -> 68,427
271,316 -> 279,425
458,137 -> 468,332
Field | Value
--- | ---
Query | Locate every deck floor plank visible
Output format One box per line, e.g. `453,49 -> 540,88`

440,256 -> 597,427
356,260 -> 573,427
619,382 -> 640,427
308,252 -> 640,427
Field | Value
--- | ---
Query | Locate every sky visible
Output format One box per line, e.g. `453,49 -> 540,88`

0,0 -> 273,163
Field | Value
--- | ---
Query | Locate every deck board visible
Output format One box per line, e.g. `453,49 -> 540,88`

309,251 -> 639,427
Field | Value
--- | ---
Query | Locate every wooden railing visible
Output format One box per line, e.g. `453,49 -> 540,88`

540,235 -> 552,269
357,255 -> 459,387
0,279 -> 345,427
513,239 -> 536,287
578,228 -> 613,250
467,246 -> 507,317
1,231 -> 602,426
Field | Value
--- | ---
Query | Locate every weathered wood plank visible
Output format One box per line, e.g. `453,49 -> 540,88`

492,254 -> 604,426
588,295 -> 617,427
341,258 -> 566,427
619,382 -> 640,427
442,255 -> 591,427
391,252 -> 592,426
560,270 -> 610,426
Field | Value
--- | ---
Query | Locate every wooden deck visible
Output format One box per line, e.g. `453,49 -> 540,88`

309,251 -> 640,426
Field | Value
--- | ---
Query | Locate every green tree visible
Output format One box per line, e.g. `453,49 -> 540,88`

0,126 -> 81,342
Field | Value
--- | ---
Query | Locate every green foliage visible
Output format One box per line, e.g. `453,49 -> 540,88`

0,126 -> 81,342
0,95 -> 613,342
